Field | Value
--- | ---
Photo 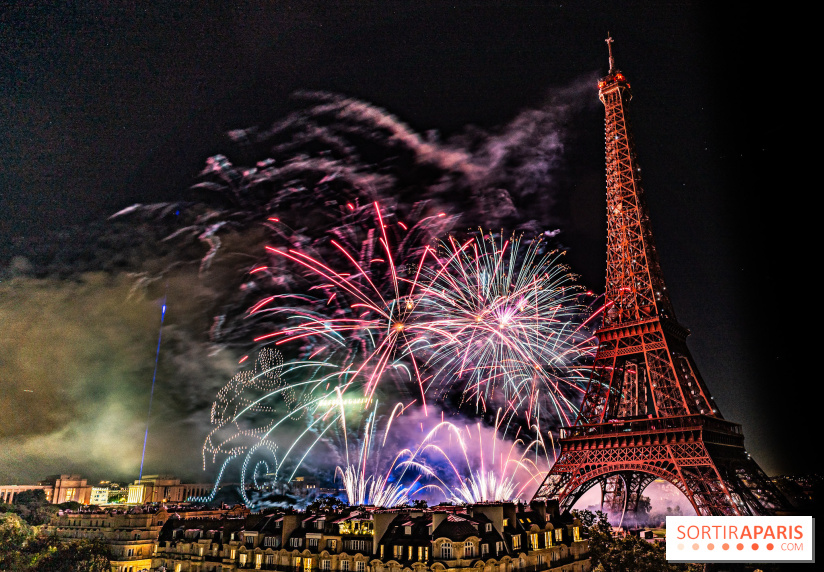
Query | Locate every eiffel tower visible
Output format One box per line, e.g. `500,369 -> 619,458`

532,37 -> 789,516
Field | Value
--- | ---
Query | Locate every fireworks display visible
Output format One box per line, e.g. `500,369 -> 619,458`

196,196 -> 596,506
4,81 -> 598,497
414,232 -> 595,424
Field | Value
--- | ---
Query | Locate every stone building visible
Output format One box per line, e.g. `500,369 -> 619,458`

152,501 -> 590,572
46,505 -> 251,572
47,508 -> 163,572
126,475 -> 215,505
0,474 -> 92,504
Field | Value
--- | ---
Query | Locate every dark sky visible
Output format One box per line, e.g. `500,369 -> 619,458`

0,2 -> 814,482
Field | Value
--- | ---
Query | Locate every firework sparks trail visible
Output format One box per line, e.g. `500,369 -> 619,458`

336,402 -> 440,507
253,202 -> 455,413
402,408 -> 552,504
199,220 -> 598,505
254,206 -> 596,420
412,232 -> 597,424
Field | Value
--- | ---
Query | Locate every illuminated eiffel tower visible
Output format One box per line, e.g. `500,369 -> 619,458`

532,37 -> 789,516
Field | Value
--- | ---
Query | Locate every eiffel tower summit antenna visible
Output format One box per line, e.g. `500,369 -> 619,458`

532,38 -> 790,516
606,33 -> 615,73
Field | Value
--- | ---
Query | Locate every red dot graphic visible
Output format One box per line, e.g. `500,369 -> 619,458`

737,543 -> 744,551
707,543 -> 715,550
722,543 -> 730,551
767,543 -> 774,551
752,543 -> 759,550
692,543 -> 699,550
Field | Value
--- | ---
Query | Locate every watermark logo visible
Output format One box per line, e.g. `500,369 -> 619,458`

665,516 -> 814,563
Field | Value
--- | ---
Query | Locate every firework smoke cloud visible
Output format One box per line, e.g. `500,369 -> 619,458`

1,80 -> 598,498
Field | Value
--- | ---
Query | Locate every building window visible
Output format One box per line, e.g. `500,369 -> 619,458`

308,538 -> 319,548
291,538 -> 303,548
265,536 -> 279,547
441,543 -> 453,559
512,535 -> 520,550
341,560 -> 350,571
544,531 -> 551,547
573,526 -> 581,542
496,542 -> 503,554
530,533 -> 538,549
481,544 -> 488,556
327,539 -> 337,551
465,543 -> 475,558
345,540 -> 368,553
537,554 -> 544,566
294,557 -> 303,569
321,560 -> 331,570
418,546 -> 426,561
486,523 -> 492,532
355,561 -> 365,572
393,545 -> 403,559
305,558 -> 313,572
266,555 -> 276,565
554,529 -> 562,542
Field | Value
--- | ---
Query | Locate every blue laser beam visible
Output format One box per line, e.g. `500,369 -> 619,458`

139,298 -> 166,481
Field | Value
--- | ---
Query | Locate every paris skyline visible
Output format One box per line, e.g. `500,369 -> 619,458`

0,2 -> 812,489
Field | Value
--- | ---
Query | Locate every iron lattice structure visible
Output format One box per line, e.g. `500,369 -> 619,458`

532,38 -> 789,516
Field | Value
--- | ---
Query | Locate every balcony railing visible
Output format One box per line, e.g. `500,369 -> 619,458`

561,414 -> 741,439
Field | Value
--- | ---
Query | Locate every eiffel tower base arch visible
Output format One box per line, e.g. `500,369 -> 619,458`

533,415 -> 788,516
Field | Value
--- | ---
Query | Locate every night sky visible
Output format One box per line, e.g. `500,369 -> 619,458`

0,2 -> 813,486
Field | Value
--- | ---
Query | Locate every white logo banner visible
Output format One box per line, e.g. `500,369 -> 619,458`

665,516 -> 814,563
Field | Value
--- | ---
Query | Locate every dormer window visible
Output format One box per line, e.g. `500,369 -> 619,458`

404,526 -> 411,535
441,542 -> 453,559
485,523 -> 492,532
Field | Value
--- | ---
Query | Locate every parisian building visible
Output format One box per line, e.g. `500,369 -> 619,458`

0,474 -> 92,505
46,505 -> 251,572
0,474 -> 213,507
126,475 -> 216,504
152,500 -> 590,572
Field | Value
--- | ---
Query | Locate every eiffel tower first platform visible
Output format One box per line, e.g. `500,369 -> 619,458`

532,38 -> 790,517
